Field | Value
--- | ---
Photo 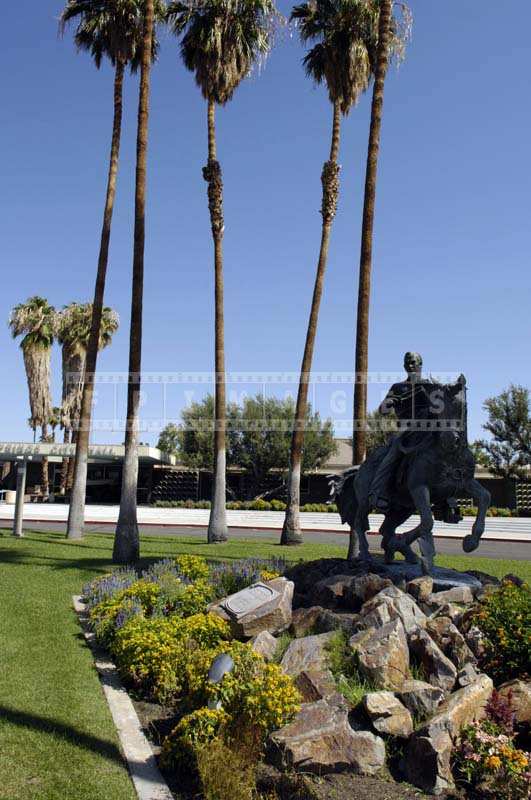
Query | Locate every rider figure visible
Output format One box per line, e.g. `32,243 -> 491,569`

368,352 -> 466,512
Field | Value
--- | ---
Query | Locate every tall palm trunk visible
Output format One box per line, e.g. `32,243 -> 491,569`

41,424 -> 49,495
66,59 -> 125,539
281,101 -> 341,545
352,0 -> 392,465
113,0 -> 154,563
204,100 -> 228,543
60,427 -> 71,495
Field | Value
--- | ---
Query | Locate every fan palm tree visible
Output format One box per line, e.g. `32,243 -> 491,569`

60,0 -> 162,540
113,0 -> 156,563
8,296 -> 56,494
166,0 -> 278,543
352,0 -> 410,464
281,0 -> 377,546
56,302 -> 119,493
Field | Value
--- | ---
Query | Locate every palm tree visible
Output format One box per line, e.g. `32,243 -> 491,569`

8,296 -> 56,494
352,0 -> 410,464
56,302 -> 119,493
60,0 -> 161,540
166,0 -> 278,543
113,0 -> 156,564
281,0 -> 377,546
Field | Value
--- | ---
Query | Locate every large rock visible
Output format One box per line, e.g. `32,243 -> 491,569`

397,680 -> 445,718
428,586 -> 474,606
464,625 -> 487,660
406,674 -> 493,794
358,587 -> 427,635
362,691 -> 413,737
350,619 -> 410,690
281,632 -> 335,677
269,700 -> 385,775
346,574 -> 393,606
456,663 -> 480,688
290,606 -> 323,638
314,574 -> 355,605
408,629 -> 457,693
406,577 -> 433,603
426,617 -> 476,669
498,679 -> 531,724
250,630 -> 278,662
294,670 -> 348,710
209,577 -> 294,638
315,609 -> 360,636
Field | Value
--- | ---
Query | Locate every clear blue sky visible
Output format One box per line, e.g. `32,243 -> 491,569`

1,0 -> 530,445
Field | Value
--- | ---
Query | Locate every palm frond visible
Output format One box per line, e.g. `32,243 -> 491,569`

167,0 -> 282,105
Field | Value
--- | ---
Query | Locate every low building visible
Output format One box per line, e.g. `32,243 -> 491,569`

0,439 -> 527,511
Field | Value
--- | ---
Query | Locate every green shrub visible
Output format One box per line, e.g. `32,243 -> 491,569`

469,580 -> 531,684
270,499 -> 287,511
160,707 -> 229,768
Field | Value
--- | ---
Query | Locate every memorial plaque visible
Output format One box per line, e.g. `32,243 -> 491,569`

222,582 -> 280,620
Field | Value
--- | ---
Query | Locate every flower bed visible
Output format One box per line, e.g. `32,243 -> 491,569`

81,558 -> 530,800
81,555 -> 301,798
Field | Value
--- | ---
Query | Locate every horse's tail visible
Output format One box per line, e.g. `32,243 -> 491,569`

328,467 -> 359,528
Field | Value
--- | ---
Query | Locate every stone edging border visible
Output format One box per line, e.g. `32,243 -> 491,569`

72,595 -> 174,800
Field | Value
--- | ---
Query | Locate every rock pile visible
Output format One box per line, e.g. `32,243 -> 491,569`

210,558 -> 528,795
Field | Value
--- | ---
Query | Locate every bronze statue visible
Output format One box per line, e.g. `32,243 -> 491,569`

331,353 -> 491,575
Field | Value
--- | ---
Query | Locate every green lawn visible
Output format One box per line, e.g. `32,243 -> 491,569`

0,529 -> 529,800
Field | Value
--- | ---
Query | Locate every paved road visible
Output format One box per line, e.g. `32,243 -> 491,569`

5,520 -> 530,561
0,503 -> 529,541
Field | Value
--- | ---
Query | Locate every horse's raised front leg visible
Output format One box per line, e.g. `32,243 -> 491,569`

462,478 -> 491,552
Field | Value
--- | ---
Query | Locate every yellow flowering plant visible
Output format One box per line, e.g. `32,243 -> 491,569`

203,642 -> 301,738
468,579 -> 530,683
110,612 -> 231,704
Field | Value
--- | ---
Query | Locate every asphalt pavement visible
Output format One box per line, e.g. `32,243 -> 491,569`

5,519 -> 530,561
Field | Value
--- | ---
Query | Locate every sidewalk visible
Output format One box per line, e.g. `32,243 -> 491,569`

0,503 -> 529,542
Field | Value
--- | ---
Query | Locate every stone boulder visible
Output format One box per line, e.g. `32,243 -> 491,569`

406,576 -> 433,603
209,577 -> 294,638
428,586 -> 474,606
314,574 -> 355,605
281,632 -> 335,677
408,628 -> 457,693
426,617 -> 476,669
345,574 -> 393,607
456,663 -> 480,689
397,680 -> 445,718
269,700 -> 385,776
294,670 -> 348,710
290,606 -> 323,638
315,609 -> 360,636
362,691 -> 413,737
358,586 -> 427,635
498,679 -> 531,724
350,619 -> 410,690
250,630 -> 278,662
406,674 -> 493,794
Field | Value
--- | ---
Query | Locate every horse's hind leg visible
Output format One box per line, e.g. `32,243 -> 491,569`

348,502 -> 371,564
462,478 -> 491,552
409,485 -> 435,575
380,508 -> 417,564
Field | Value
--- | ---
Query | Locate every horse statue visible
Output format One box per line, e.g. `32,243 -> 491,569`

330,359 -> 491,575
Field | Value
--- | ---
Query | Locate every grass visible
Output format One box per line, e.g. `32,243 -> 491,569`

0,528 -> 529,800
